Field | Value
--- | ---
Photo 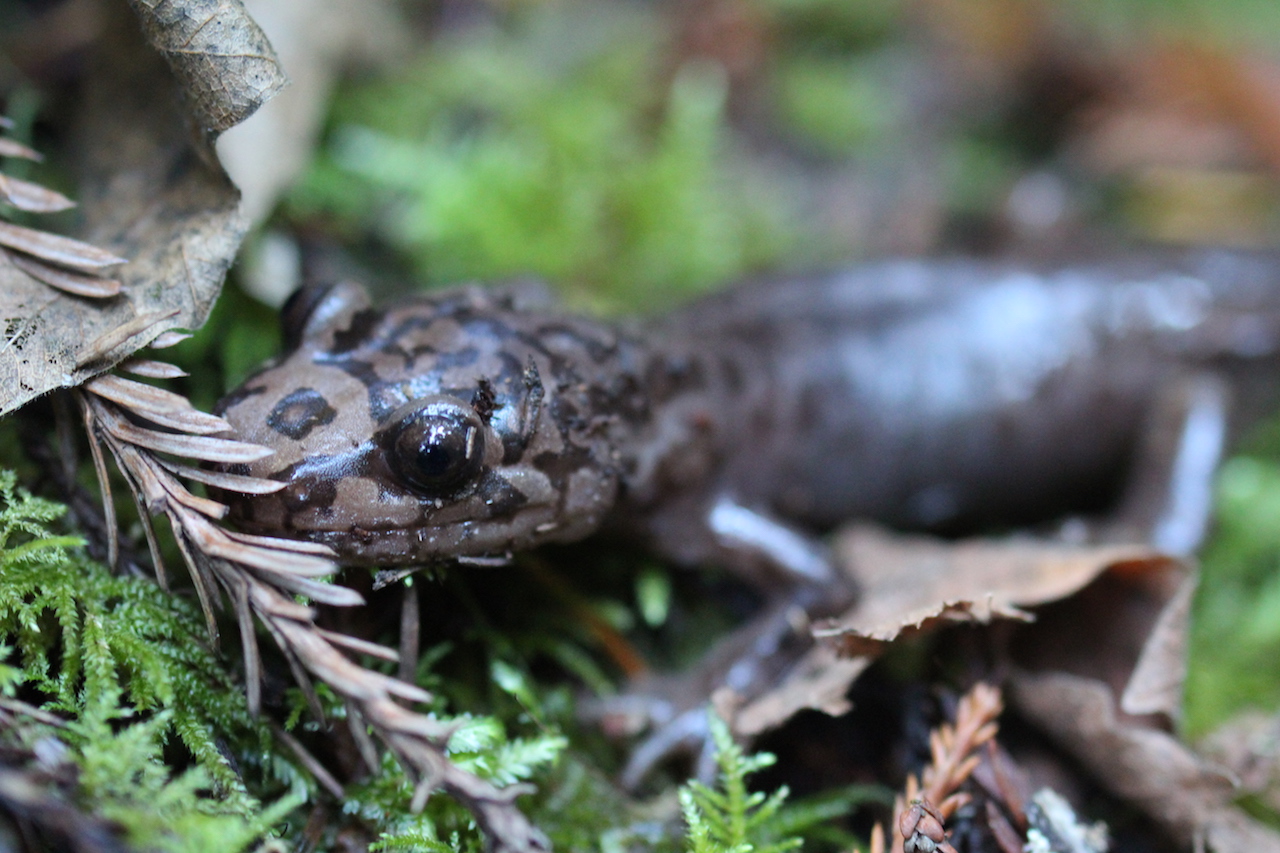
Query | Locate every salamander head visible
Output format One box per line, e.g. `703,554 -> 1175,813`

214,282 -> 622,566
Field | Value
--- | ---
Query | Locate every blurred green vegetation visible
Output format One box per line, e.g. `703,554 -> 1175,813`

1187,451 -> 1280,736
1067,0 -> 1280,45
289,4 -> 810,311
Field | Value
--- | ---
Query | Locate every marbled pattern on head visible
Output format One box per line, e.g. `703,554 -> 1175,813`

215,283 -> 657,566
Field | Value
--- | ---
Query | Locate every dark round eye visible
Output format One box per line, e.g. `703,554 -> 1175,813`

385,404 -> 485,497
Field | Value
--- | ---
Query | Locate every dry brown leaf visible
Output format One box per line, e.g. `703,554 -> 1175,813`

732,645 -> 867,737
126,0 -> 289,134
316,628 -> 401,663
74,311 -> 180,369
0,1 -> 259,416
7,251 -> 123,298
0,137 -> 43,160
0,220 -> 126,270
158,458 -> 285,494
220,527 -> 338,556
99,415 -> 273,462
200,535 -> 338,578
1120,573 -> 1196,721
994,548 -> 1275,848
817,600 -> 1032,659
1010,672 -> 1280,852
729,524 -> 1180,739
826,524 -> 1172,636
1009,555 -> 1191,725
164,484 -> 229,519
148,331 -> 192,349
87,374 -> 231,434
120,358 -> 189,379
0,173 -> 76,213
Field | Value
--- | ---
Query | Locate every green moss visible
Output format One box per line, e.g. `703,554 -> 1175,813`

0,469 -> 304,850
288,3 -> 800,311
773,54 -> 901,156
1187,454 -> 1280,735
678,712 -> 882,853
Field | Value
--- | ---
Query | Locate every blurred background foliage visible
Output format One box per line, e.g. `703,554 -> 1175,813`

282,0 -> 1280,311
287,2 -> 806,310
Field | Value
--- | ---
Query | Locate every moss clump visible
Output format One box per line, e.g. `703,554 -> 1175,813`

289,3 -> 800,311
0,469 -> 303,850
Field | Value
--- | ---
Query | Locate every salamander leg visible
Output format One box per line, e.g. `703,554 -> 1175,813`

618,707 -> 716,790
589,585 -> 834,788
1103,373 -> 1231,556
589,496 -> 856,788
705,496 -> 841,588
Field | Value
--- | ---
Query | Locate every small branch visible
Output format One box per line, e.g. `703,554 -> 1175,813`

871,682 -> 1004,853
0,126 -> 124,300
919,682 -> 1004,816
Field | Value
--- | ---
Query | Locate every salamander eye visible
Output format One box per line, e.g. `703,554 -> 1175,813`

385,403 -> 485,496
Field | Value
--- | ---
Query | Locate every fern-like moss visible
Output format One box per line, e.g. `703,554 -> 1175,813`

0,469 -> 304,850
347,703 -> 567,851
675,712 -> 889,853
679,713 -> 801,853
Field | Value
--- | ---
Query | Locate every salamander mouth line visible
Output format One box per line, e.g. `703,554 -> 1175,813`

278,509 -> 552,537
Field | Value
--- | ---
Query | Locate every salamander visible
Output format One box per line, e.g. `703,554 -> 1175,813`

213,250 -> 1280,778
215,250 -> 1280,580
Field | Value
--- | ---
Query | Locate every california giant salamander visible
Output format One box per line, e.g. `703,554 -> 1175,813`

214,251 -> 1280,584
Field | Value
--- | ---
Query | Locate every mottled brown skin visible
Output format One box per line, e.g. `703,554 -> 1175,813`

216,282 -> 649,566
217,250 -> 1280,586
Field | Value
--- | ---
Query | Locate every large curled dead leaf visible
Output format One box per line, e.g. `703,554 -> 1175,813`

214,0 -> 404,231
730,525 -> 1177,737
998,550 -> 1280,849
1011,673 -> 1280,852
126,0 -> 288,134
0,0 -> 271,417
775,525 -> 1280,849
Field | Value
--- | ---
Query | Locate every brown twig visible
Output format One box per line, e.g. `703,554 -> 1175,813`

871,682 -> 1004,853
76,368 -> 550,853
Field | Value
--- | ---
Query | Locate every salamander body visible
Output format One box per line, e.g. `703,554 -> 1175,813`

215,251 -> 1280,579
